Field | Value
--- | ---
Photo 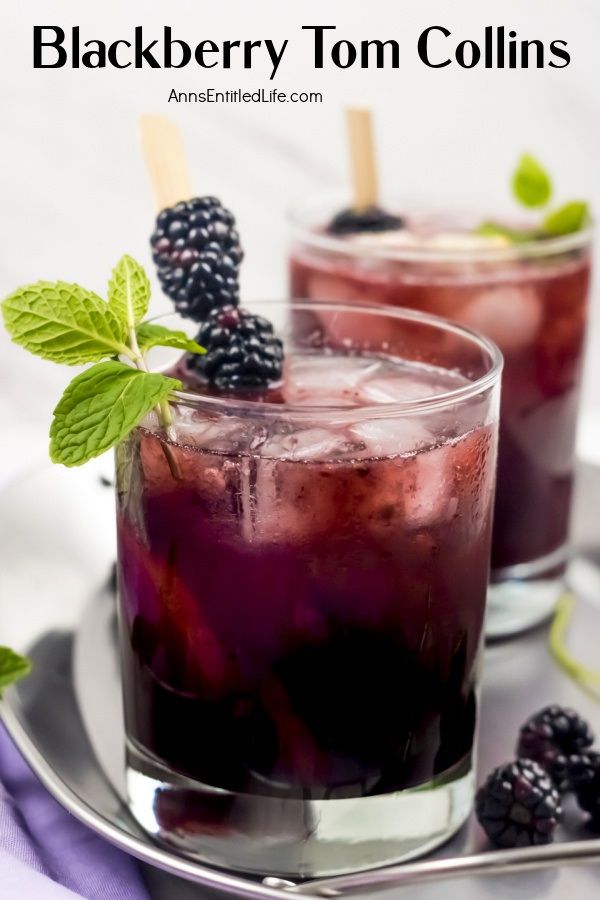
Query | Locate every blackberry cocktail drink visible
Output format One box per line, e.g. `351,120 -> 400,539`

117,301 -> 501,876
290,192 -> 591,637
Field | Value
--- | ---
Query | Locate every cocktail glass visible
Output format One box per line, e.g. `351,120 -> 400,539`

290,201 -> 592,637
116,301 -> 501,876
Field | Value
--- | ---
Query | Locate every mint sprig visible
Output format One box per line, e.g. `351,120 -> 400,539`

543,201 -> 589,237
512,154 -> 553,208
476,154 -> 590,243
2,255 -> 205,467
0,646 -> 31,694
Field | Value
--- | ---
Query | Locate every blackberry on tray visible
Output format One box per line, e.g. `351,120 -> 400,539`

186,305 -> 284,390
150,197 -> 243,321
517,705 -> 594,788
569,751 -> 600,824
475,759 -> 562,848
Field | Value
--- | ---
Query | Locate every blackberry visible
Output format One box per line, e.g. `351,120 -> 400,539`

569,752 -> 600,824
517,705 -> 594,788
150,197 -> 243,321
327,205 -> 404,236
187,305 -> 284,390
475,759 -> 561,848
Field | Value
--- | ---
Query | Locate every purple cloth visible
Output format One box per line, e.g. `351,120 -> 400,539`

0,724 -> 150,900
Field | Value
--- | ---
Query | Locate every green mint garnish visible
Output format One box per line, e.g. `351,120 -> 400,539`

475,154 -> 590,244
1,254 -> 205,468
50,361 -> 181,466
1,281 -> 130,365
108,254 -> 150,327
543,200 -> 589,237
512,154 -> 553,208
136,322 -> 205,354
0,646 -> 31,695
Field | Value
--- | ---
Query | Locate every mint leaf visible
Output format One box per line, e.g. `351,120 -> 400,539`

475,221 -> 538,244
0,646 -> 31,693
50,361 -> 181,466
2,282 -> 130,365
108,255 -> 150,328
136,322 -> 205,355
543,201 -> 589,237
513,154 -> 553,208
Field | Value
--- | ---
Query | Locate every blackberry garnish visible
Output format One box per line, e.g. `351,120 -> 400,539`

475,759 -> 562,848
327,205 -> 404,236
150,197 -> 243,321
569,751 -> 600,824
517,705 -> 594,788
187,305 -> 284,390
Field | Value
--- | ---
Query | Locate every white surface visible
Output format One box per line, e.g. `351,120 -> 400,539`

0,0 -> 600,490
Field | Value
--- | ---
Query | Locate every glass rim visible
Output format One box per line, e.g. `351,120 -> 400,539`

161,301 -> 503,420
287,194 -> 593,264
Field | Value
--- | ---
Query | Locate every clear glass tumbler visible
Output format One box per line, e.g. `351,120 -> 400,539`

290,201 -> 592,637
116,301 -> 501,877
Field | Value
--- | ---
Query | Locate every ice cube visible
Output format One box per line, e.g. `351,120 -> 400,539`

251,456 -> 345,544
285,354 -> 381,406
307,272 -> 363,302
445,426 -> 495,538
460,285 -> 542,353
402,443 -> 459,529
174,413 -> 262,454
426,232 -> 511,251
350,417 -> 432,457
138,415 -> 260,510
349,230 -> 510,252
259,426 -> 349,461
348,443 -> 454,544
359,375 -> 448,405
248,422 -> 358,543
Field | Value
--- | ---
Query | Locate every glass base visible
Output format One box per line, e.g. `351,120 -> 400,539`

486,546 -> 567,640
125,740 -> 474,878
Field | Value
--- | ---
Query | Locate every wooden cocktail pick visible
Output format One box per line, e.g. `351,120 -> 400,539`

345,106 -> 379,213
327,108 -> 402,234
138,114 -> 196,478
139,114 -> 193,210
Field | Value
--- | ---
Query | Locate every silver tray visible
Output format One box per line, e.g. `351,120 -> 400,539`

1,460 -> 600,898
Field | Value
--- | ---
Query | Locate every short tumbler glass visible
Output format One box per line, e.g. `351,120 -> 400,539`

116,301 -> 502,878
290,201 -> 592,637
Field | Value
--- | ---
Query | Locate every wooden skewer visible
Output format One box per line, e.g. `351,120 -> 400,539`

138,114 -> 194,480
139,114 -> 193,210
345,107 -> 378,212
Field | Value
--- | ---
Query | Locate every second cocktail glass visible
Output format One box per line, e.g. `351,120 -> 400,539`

290,202 -> 592,636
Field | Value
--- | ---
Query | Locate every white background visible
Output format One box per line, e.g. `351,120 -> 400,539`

1,0 -> 599,487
